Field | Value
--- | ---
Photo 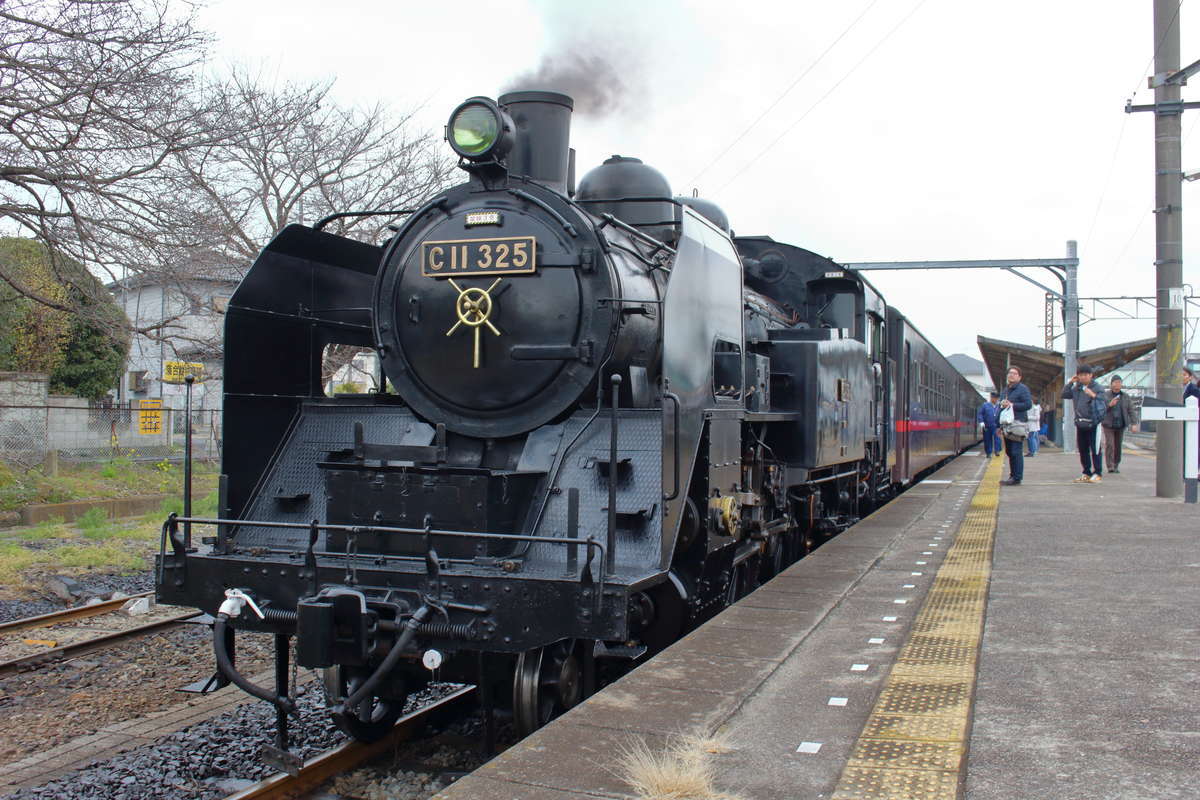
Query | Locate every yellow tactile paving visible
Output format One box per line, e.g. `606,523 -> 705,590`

831,455 -> 1002,800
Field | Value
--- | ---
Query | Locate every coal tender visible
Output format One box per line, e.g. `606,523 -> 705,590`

156,90 -> 979,763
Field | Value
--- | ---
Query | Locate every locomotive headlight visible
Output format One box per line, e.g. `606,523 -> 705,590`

447,97 -> 514,161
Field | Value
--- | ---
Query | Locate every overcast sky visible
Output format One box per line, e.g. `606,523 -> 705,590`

199,0 -> 1198,362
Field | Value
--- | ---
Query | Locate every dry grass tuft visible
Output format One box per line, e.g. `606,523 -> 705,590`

617,730 -> 741,800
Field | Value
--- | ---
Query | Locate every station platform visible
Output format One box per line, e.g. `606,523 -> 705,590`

433,447 -> 1196,800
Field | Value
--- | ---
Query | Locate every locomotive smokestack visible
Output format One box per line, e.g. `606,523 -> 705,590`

498,91 -> 573,194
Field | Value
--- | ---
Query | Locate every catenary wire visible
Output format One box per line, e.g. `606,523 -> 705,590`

1081,112 -> 1132,260
1127,0 -> 1184,102
1083,0 -> 1183,272
1096,103 -> 1200,288
716,0 -> 929,193
686,0 -> 881,188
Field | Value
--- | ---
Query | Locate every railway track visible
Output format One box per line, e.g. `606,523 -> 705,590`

0,591 -> 200,676
224,685 -> 478,800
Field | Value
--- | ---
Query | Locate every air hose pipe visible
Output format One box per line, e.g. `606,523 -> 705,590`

338,604 -> 431,713
212,614 -> 296,715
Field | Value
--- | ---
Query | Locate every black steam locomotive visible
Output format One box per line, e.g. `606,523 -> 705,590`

156,91 -> 979,760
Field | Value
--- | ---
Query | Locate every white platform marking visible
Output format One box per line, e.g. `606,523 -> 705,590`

828,697 -> 848,707
851,664 -> 869,671
893,598 -> 908,604
903,584 -> 915,589
797,741 -> 823,754
868,637 -> 885,644
882,616 -> 898,622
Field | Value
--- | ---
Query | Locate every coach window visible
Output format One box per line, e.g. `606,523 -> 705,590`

867,315 -> 884,361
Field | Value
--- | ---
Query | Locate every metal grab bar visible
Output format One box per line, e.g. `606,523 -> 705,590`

663,392 -> 682,500
159,514 -> 607,591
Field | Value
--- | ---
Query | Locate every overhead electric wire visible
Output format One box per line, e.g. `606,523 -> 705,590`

1096,86 -> 1200,288
1127,0 -> 1184,102
686,0 -> 881,187
1081,112 -> 1131,260
716,0 -> 930,193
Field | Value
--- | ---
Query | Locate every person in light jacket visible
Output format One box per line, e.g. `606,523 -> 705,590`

1100,375 -> 1137,474
1026,401 -> 1041,457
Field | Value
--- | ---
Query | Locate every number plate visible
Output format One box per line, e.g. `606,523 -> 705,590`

421,236 -> 536,277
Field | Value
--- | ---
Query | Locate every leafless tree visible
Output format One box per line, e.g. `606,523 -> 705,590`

0,0 -> 221,323
2,0 -> 455,368
149,70 -> 456,364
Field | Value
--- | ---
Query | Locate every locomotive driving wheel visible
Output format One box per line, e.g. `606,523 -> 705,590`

322,665 -> 407,742
513,639 -> 584,737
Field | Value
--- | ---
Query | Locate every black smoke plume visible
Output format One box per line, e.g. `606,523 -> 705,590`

503,45 -> 635,117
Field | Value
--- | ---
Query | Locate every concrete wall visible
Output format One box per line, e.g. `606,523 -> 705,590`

0,372 -> 49,462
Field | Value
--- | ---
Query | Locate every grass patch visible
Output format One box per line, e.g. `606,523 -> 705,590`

75,507 -> 115,540
0,542 -> 39,585
618,731 -> 741,800
159,488 -> 218,518
112,523 -> 159,543
0,458 -> 219,512
49,543 -> 145,572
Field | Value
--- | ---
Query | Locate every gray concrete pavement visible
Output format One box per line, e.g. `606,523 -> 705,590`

967,449 -> 1199,800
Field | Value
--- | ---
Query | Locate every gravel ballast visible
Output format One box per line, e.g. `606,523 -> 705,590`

1,684 -> 466,800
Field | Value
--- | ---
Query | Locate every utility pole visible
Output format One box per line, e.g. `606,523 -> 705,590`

1152,0 -> 1184,497
1063,240 -> 1079,455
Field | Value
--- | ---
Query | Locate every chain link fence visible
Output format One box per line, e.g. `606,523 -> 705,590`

0,403 -> 221,466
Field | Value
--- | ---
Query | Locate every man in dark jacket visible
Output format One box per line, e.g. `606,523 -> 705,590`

977,392 -> 1002,457
1101,375 -> 1137,474
999,367 -> 1032,486
1062,364 -> 1105,483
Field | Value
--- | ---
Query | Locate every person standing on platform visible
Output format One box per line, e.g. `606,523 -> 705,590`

999,367 -> 1031,486
977,392 -> 1002,458
1026,401 -> 1041,457
1101,375 -> 1136,474
1184,367 -> 1200,404
1062,364 -> 1105,483
1184,368 -> 1200,472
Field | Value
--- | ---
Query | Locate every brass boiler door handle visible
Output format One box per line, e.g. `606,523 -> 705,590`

445,277 -> 502,368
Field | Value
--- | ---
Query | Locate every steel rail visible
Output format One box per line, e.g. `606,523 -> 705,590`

0,608 -> 200,676
0,591 -> 156,636
224,685 -> 478,800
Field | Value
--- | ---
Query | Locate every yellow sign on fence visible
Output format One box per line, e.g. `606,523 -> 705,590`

138,398 -> 163,435
163,361 -> 204,384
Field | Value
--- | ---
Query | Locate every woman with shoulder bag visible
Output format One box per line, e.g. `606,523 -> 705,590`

999,366 -> 1032,486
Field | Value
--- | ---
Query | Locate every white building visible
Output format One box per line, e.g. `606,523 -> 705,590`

108,272 -> 239,411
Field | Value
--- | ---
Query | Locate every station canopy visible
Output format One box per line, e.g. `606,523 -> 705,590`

976,335 -> 1156,404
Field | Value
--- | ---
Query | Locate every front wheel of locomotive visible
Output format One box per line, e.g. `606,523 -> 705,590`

512,639 -> 586,738
322,665 -> 407,742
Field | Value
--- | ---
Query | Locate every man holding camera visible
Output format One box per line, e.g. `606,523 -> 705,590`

1061,365 -> 1105,483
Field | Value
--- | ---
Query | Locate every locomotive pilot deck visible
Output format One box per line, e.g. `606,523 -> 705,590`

431,448 -> 1197,800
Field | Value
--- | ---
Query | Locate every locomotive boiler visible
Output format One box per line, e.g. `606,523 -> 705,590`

156,90 -> 979,762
